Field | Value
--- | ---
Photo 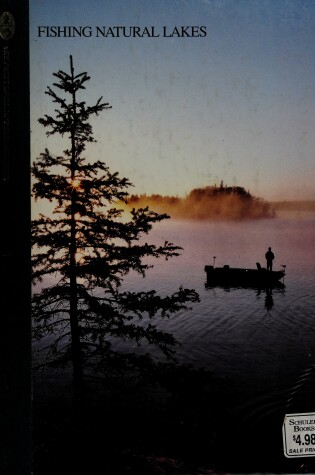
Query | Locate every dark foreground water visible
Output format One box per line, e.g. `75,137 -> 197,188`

33,211 -> 315,473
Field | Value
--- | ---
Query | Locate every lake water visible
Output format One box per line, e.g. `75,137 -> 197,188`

122,211 -> 315,385
117,211 -> 315,468
33,211 -> 315,471
34,211 -> 315,390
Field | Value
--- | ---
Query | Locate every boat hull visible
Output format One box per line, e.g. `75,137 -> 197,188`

205,265 -> 285,288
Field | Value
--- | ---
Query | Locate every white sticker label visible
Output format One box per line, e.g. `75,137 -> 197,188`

283,413 -> 315,458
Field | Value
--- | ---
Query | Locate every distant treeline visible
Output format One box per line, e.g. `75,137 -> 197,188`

126,184 -> 275,220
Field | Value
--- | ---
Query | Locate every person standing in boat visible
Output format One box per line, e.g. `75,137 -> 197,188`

265,247 -> 275,271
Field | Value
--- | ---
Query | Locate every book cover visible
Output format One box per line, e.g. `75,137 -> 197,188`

29,1 -> 315,474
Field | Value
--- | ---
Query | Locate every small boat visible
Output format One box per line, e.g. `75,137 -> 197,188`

205,262 -> 285,288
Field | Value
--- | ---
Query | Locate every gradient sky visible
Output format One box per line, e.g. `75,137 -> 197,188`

30,0 -> 315,201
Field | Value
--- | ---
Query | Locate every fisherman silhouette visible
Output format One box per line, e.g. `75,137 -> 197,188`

265,247 -> 275,271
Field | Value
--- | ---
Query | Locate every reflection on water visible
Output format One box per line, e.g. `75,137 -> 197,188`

33,213 -> 315,470
205,282 -> 285,312
121,215 -> 315,378
264,287 -> 274,310
119,213 -> 315,459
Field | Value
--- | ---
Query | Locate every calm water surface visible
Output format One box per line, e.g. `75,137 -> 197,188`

121,212 -> 315,415
34,212 -> 315,407
33,212 -> 315,470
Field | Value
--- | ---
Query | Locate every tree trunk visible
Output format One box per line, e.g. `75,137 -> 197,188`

69,209 -> 83,394
69,54 -> 83,395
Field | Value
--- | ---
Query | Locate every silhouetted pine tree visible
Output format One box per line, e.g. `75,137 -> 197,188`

32,56 -> 199,393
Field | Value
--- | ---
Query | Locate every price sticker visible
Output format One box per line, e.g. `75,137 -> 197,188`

283,413 -> 315,458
